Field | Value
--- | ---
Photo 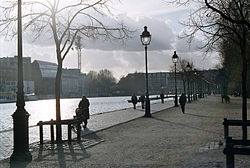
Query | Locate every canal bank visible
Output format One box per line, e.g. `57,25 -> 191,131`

1,95 -> 250,167
0,99 -> 173,161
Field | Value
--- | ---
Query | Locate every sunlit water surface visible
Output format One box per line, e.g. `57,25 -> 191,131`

0,96 -> 164,132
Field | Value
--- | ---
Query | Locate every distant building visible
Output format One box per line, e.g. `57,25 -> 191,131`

31,60 -> 87,98
118,72 -> 184,95
62,68 -> 87,97
31,60 -> 57,97
167,72 -> 184,95
0,56 -> 34,100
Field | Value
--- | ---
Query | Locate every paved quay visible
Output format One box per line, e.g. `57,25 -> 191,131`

1,95 -> 250,167
0,99 -> 173,161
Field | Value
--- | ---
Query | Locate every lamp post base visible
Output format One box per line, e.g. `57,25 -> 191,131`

144,97 -> 151,117
188,94 -> 191,103
10,151 -> 32,162
174,95 -> 178,107
11,109 -> 32,162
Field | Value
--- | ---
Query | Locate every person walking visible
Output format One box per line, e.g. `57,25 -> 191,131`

160,92 -> 164,103
179,93 -> 187,114
140,95 -> 145,109
78,96 -> 90,128
131,95 -> 138,109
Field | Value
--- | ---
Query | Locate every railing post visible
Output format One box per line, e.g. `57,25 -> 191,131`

68,124 -> 72,143
39,121 -> 43,145
77,122 -> 81,141
225,137 -> 234,168
224,118 -> 229,139
50,119 -> 54,144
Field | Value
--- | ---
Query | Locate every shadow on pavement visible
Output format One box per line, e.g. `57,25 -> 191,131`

185,113 -> 221,119
30,130 -> 103,168
151,117 -> 223,136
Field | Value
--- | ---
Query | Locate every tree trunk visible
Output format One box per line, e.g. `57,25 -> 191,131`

241,38 -> 248,140
55,57 -> 63,142
183,79 -> 186,94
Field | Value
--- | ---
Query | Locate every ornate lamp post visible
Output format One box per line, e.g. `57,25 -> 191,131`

186,62 -> 191,103
193,70 -> 198,101
140,26 -> 151,117
10,0 -> 32,161
172,51 -> 179,107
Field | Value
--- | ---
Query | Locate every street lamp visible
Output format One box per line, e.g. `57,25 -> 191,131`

140,26 -> 151,117
193,69 -> 198,101
186,62 -> 191,103
10,0 -> 32,161
172,51 -> 179,107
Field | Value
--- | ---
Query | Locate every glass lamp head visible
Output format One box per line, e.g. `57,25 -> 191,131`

186,62 -> 191,70
141,26 -> 151,45
172,51 -> 178,63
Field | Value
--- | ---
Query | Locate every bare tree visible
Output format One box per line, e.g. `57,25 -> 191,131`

0,0 -> 132,142
170,58 -> 194,93
169,0 -> 249,139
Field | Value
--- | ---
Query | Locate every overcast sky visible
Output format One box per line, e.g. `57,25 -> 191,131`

0,0 -> 220,80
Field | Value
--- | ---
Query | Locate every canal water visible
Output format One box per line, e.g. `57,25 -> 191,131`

0,96 -> 171,160
0,96 -> 164,132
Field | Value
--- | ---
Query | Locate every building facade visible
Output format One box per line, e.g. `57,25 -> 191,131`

62,69 -> 87,98
119,72 -> 184,96
31,60 -> 57,97
0,56 -> 34,100
31,60 -> 87,98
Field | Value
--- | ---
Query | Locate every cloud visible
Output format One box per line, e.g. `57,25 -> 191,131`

175,37 -> 205,53
21,14 -> 176,52
63,49 -> 177,79
84,15 -> 175,51
0,1 -> 220,80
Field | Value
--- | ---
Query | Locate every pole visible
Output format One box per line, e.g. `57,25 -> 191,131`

77,36 -> 82,72
144,45 -> 151,117
187,72 -> 191,103
10,0 -> 32,161
174,63 -> 178,107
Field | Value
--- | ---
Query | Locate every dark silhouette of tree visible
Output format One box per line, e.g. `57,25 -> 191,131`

219,39 -> 242,95
169,0 -> 249,139
0,0 -> 131,142
86,69 -> 116,96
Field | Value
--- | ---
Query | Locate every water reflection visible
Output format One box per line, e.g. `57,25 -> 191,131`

0,96 -> 133,131
0,96 -> 168,132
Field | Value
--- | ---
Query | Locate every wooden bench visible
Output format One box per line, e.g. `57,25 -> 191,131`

127,95 -> 174,103
37,117 -> 83,144
223,118 -> 250,139
223,118 -> 250,168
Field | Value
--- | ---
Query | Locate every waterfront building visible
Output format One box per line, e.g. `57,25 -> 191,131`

62,68 -> 87,98
148,72 -> 169,94
0,56 -> 34,101
31,60 -> 57,97
166,72 -> 184,95
31,60 -> 87,98
118,72 -> 184,95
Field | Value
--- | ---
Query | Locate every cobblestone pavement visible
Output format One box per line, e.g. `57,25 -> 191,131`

0,101 -> 173,160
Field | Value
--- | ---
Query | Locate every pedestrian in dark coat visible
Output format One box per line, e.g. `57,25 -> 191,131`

78,96 -> 90,128
160,92 -> 164,103
131,95 -> 137,109
140,95 -> 145,109
179,93 -> 187,114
